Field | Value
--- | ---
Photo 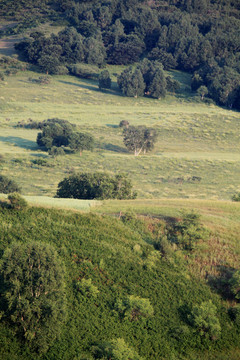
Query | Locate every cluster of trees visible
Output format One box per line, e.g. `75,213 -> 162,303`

12,0 -> 240,108
56,172 -> 137,200
37,118 -> 94,155
118,59 -> 180,98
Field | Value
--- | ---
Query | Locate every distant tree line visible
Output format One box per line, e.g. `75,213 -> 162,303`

13,0 -> 240,108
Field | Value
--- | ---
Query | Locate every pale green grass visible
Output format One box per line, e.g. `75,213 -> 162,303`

0,193 -> 100,211
0,69 -> 239,200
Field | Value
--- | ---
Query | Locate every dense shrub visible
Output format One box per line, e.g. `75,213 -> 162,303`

56,172 -> 137,200
92,338 -> 143,360
0,175 -> 21,194
0,241 -> 67,353
232,192 -> 240,202
188,301 -> 221,340
8,193 -> 28,210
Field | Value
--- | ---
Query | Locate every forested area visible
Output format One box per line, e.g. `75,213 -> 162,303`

0,0 -> 237,108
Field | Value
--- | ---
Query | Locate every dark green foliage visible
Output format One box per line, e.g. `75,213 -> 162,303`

37,118 -> 74,150
48,146 -> 65,157
56,172 -> 137,199
0,175 -> 21,194
92,338 -> 143,360
229,270 -> 240,300
68,132 -> 94,154
123,126 -> 158,156
98,69 -> 111,90
118,59 -> 167,99
115,295 -> 154,321
166,76 -> 181,93
0,207 -> 239,358
0,241 -> 67,353
232,192 -> 240,202
36,118 -> 93,155
188,301 -> 221,339
118,67 -> 145,98
8,193 -> 28,210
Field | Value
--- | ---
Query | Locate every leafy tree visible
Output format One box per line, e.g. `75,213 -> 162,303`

56,172 -> 137,200
98,69 -> 111,90
68,132 -> 94,155
188,301 -> 221,339
0,174 -> 21,193
92,338 -> 143,360
118,68 -> 145,98
48,146 -> 65,157
148,68 -> 167,99
123,126 -> 158,156
0,241 -> 67,353
197,85 -> 208,100
115,295 -> 154,321
166,76 -> 181,93
36,118 -> 75,150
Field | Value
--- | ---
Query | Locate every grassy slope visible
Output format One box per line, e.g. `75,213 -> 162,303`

0,206 -> 240,360
0,67 -> 239,199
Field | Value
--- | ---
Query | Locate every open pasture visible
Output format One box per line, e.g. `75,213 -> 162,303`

0,68 -> 239,200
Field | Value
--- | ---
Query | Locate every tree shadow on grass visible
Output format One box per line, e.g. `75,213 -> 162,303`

101,143 -> 128,153
0,136 -> 38,150
58,79 -> 122,97
207,265 -> 235,300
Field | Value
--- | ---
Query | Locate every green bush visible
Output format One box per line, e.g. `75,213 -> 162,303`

115,295 -> 154,321
8,193 -> 28,210
92,338 -> 144,360
188,300 -> 221,339
232,193 -> 240,202
0,174 -> 21,194
0,241 -> 67,353
56,172 -> 137,200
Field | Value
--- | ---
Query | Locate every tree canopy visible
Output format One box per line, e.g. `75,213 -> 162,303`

36,118 -> 94,155
56,172 -> 137,199
123,126 -> 158,156
0,241 -> 67,353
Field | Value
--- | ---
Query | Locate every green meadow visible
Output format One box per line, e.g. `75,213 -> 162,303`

0,68 -> 239,200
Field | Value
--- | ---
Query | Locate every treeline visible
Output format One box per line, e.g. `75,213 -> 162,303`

8,0 -> 240,108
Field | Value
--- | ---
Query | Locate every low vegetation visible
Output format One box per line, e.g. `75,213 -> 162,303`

0,206 -> 239,359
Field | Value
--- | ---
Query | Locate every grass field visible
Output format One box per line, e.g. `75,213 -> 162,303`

0,66 -> 239,200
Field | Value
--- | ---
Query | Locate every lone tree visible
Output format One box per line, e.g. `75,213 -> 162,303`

123,126 -> 158,156
56,172 -> 137,200
0,241 -> 67,353
98,70 -> 111,90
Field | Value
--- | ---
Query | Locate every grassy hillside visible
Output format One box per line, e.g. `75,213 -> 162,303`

0,205 -> 240,360
0,67 -> 239,200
